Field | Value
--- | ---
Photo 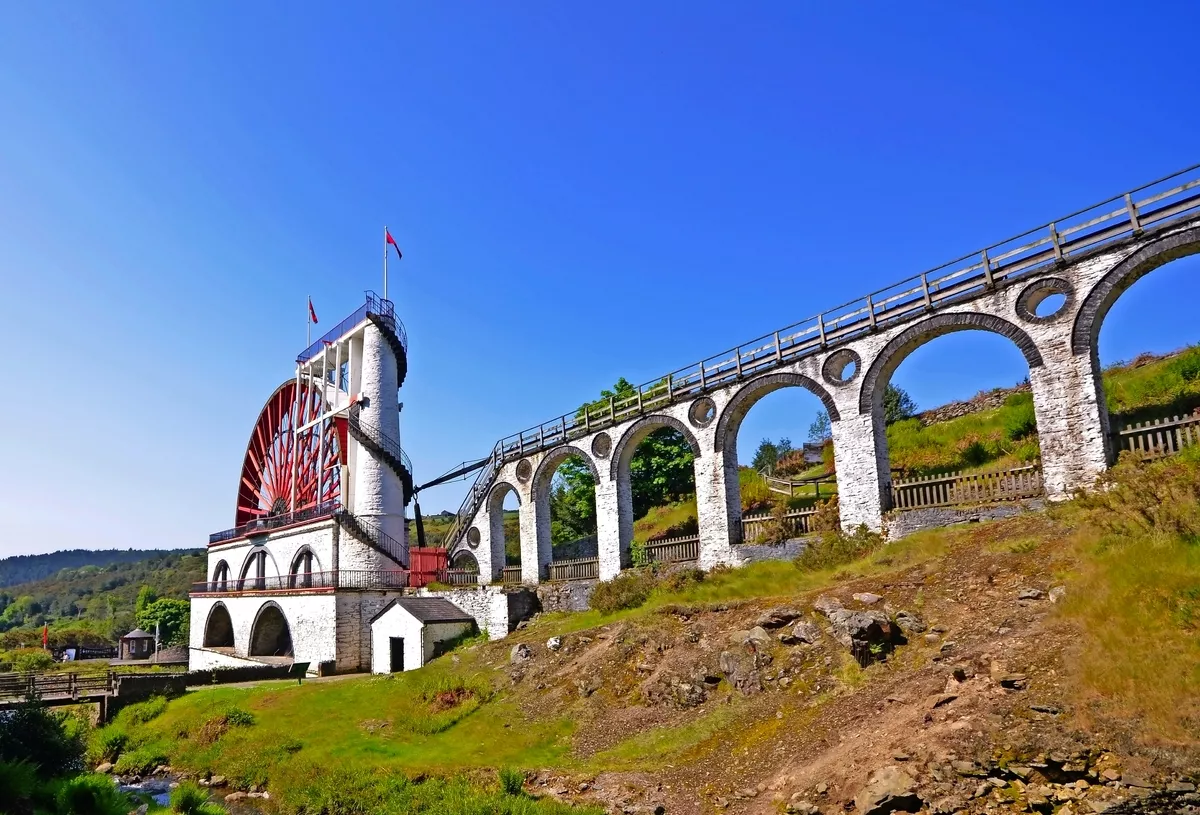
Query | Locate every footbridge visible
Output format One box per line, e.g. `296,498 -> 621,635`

444,164 -> 1200,583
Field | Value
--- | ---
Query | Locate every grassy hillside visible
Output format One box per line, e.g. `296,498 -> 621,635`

0,549 -> 199,589
104,449 -> 1200,813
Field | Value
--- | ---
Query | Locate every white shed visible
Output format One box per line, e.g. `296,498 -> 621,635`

370,597 -> 476,674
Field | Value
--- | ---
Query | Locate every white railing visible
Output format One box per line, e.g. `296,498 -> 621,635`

450,164 -> 1200,546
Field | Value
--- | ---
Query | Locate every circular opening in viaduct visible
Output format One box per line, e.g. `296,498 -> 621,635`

1016,277 -> 1074,324
822,348 -> 861,386
591,432 -> 612,458
688,397 -> 717,428
466,526 -> 481,548
515,459 -> 533,483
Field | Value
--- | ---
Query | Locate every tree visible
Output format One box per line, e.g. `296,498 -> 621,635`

135,598 -> 189,647
750,437 -> 792,473
808,411 -> 831,442
135,585 -> 158,615
550,456 -> 598,545
883,384 -> 917,425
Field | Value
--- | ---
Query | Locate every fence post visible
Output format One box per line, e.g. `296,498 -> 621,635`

1049,222 -> 1064,263
866,295 -> 877,330
774,331 -> 783,363
981,249 -> 995,289
817,314 -> 827,348
1124,193 -> 1143,234
921,273 -> 933,309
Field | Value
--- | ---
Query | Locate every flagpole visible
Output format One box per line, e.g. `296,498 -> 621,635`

306,295 -> 311,346
383,225 -> 389,301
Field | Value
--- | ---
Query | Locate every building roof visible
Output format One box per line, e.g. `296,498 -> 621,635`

121,628 -> 154,640
370,597 -> 475,625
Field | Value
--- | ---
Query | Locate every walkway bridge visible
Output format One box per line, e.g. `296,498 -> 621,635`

443,164 -> 1200,584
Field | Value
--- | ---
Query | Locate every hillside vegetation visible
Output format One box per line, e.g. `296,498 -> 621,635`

0,549 -> 205,646
104,449 -> 1200,814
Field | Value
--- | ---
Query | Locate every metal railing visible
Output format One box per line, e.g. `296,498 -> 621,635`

633,534 -> 699,566
0,672 -> 116,701
449,164 -> 1200,546
890,464 -> 1043,510
209,500 -> 340,545
297,291 -> 407,363
740,509 -> 818,542
191,569 -> 413,594
547,556 -> 599,581
1113,413 -> 1200,459
348,403 -> 413,475
335,510 -> 409,568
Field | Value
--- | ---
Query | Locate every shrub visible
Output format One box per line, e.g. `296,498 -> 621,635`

1002,393 -> 1038,441
113,745 -> 167,776
223,706 -> 255,727
0,758 -> 38,811
6,648 -> 54,673
589,569 -> 655,614
795,525 -> 884,572
809,496 -> 840,533
88,727 -> 129,764
499,766 -> 525,796
55,774 -> 131,815
170,781 -> 227,815
0,699 -> 86,778
658,566 -> 705,593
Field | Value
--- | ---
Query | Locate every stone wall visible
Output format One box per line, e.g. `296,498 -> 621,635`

188,593 -> 338,670
916,383 -> 1031,425
537,580 -> 596,613
884,500 -> 1045,539
418,585 -> 537,640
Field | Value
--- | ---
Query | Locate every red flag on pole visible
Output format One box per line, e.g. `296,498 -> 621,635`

42,624 -> 48,649
308,298 -> 318,324
385,229 -> 402,260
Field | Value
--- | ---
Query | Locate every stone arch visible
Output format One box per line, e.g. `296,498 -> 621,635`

248,601 -> 293,658
484,480 -> 522,579
533,445 -> 600,494
237,545 -> 280,584
487,480 -> 521,515
609,414 -> 703,568
289,546 -> 320,588
211,560 -> 230,589
203,602 -> 234,648
1072,225 -> 1200,357
713,372 -> 840,457
451,550 -> 479,571
531,445 -> 601,575
609,415 -> 701,481
858,312 -> 1043,415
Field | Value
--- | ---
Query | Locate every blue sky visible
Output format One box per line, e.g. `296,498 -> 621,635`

2,3 -> 1198,555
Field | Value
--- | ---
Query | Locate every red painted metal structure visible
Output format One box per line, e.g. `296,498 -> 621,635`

234,381 -> 342,527
409,547 -> 449,587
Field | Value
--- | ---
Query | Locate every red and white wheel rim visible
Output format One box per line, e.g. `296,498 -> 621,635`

235,382 -> 341,526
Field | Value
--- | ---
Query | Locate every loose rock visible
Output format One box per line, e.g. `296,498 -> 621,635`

853,592 -> 883,605
855,766 -> 922,815
757,606 -> 803,628
779,621 -> 822,645
510,643 -> 532,664
546,636 -> 562,652
1019,588 -> 1044,600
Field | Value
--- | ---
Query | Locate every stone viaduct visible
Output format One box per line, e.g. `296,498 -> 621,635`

447,166 -> 1200,584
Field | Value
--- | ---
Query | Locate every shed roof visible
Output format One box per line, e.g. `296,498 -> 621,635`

121,628 -> 154,640
370,597 -> 475,625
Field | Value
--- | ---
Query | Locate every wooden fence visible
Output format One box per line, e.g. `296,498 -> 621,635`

0,671 -> 114,702
445,569 -> 479,586
1113,413 -> 1200,459
547,557 -> 600,582
890,464 -> 1043,510
500,566 -> 523,585
634,534 -> 700,566
761,471 -> 836,499
740,508 -> 818,542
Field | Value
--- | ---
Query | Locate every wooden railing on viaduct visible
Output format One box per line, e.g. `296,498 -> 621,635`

449,163 -> 1200,547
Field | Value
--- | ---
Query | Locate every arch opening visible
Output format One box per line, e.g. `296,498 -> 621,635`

451,550 -> 479,572
1077,232 -> 1200,450
203,603 -> 234,649
611,416 -> 701,567
248,603 -> 293,658
717,374 -> 839,544
486,481 -> 522,575
289,547 -> 319,588
862,316 -> 1044,511
212,560 -> 230,590
238,550 -> 268,591
532,446 -> 601,571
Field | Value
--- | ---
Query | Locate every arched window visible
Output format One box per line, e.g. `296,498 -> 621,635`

239,550 -> 267,591
212,561 -> 230,591
290,548 -> 316,588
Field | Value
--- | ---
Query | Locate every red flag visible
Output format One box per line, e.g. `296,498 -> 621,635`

42,624 -> 48,649
385,229 -> 402,259
308,298 -> 318,324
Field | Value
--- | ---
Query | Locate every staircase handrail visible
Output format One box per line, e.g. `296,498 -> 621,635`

335,509 -> 408,567
347,403 -> 413,474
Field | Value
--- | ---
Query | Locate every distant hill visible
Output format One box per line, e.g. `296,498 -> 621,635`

0,548 -> 206,644
0,548 -> 199,588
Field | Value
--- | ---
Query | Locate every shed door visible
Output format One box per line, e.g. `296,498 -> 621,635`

389,637 -> 404,672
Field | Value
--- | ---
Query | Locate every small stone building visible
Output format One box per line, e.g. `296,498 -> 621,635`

370,598 -> 476,674
119,628 -> 155,661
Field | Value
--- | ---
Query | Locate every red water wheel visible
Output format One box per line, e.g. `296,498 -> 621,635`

234,381 -> 341,526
